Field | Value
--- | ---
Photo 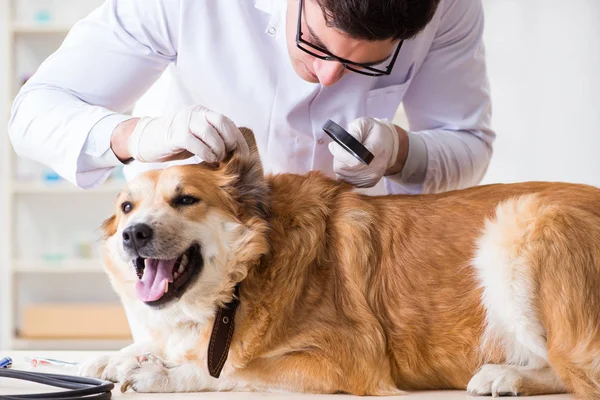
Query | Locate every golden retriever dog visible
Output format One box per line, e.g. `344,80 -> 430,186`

79,128 -> 600,398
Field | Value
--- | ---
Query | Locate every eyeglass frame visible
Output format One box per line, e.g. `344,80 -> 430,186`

295,0 -> 403,77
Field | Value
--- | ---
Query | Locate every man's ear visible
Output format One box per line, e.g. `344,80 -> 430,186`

222,127 -> 270,220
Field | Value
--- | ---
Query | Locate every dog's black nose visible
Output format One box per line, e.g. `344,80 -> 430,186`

123,223 -> 153,250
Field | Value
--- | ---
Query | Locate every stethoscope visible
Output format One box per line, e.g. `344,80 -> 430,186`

0,358 -> 114,400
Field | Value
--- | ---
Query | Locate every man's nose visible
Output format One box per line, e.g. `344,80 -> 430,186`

313,59 -> 346,86
122,223 -> 153,250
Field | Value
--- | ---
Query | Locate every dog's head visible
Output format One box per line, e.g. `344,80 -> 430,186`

101,128 -> 270,320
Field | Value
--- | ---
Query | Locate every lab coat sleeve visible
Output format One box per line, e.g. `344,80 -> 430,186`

8,0 -> 180,188
385,0 -> 495,195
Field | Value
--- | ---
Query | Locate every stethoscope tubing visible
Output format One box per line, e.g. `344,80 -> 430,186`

0,368 -> 114,399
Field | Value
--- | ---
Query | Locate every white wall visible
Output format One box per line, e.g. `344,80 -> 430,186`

480,0 -> 600,186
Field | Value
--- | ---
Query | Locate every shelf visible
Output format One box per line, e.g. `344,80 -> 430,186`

2,0 -> 116,353
12,337 -> 132,351
12,180 -> 125,194
10,23 -> 71,34
14,258 -> 105,274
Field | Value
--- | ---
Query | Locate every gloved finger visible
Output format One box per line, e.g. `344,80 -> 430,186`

328,142 -> 363,169
204,110 -> 244,152
179,134 -> 218,163
164,150 -> 194,162
346,117 -> 371,142
334,163 -> 369,178
188,114 -> 227,161
334,173 -> 375,188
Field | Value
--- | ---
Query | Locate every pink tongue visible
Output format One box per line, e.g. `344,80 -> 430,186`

135,259 -> 176,302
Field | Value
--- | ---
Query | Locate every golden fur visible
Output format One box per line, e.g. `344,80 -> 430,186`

79,128 -> 600,398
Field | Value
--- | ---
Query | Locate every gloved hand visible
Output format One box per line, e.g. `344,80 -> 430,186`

328,117 -> 400,188
128,105 -> 245,163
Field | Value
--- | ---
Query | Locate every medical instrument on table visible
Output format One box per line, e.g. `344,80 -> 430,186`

0,355 -> 114,400
322,119 -> 374,166
0,358 -> 11,369
25,357 -> 79,368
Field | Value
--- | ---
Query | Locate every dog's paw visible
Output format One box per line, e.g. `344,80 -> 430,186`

467,364 -> 522,397
78,353 -> 143,383
78,355 -> 113,379
120,353 -> 171,393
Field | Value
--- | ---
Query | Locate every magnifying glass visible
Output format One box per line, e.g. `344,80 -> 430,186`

322,120 -> 374,166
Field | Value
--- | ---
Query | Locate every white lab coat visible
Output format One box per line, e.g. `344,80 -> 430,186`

8,0 -> 494,196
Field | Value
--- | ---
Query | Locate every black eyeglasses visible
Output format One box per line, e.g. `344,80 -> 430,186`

295,0 -> 402,77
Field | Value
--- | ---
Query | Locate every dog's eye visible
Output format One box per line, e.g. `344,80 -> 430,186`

173,195 -> 200,207
121,202 -> 134,214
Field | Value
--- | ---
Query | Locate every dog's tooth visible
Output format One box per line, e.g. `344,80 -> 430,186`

174,272 -> 179,279
164,282 -> 169,294
178,264 -> 185,274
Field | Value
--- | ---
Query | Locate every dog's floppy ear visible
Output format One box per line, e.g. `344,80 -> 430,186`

101,214 -> 118,239
100,192 -> 123,239
240,127 -> 258,153
222,127 -> 270,219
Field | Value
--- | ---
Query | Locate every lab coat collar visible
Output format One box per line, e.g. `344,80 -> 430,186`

255,0 -> 286,37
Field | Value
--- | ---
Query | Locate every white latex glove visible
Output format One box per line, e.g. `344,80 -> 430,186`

128,105 -> 245,163
328,117 -> 399,188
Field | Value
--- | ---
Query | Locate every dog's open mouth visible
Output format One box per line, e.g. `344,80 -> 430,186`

133,243 -> 203,306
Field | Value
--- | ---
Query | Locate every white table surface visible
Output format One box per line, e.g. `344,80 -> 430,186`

0,351 -> 575,399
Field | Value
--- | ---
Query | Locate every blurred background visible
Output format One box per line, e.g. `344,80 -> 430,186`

0,0 -> 599,351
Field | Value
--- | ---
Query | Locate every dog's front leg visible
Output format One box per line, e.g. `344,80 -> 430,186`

120,357 -> 239,393
78,342 -> 161,383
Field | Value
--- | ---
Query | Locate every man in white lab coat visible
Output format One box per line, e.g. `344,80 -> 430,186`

8,0 -> 495,342
8,0 -> 494,196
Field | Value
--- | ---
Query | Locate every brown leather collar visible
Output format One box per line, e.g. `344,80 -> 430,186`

207,284 -> 240,378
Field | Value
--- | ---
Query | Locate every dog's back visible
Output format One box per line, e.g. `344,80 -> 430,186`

263,173 -> 600,395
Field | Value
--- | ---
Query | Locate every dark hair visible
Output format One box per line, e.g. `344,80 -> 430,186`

315,0 -> 441,41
